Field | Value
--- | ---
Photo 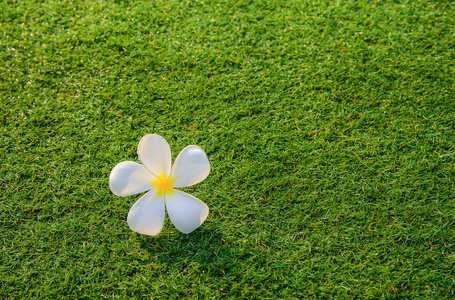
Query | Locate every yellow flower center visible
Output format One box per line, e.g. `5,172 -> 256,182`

152,174 -> 175,196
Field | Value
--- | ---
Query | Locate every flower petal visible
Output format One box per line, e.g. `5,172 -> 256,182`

127,189 -> 165,236
137,134 -> 172,177
109,161 -> 154,196
165,190 -> 209,234
170,145 -> 210,188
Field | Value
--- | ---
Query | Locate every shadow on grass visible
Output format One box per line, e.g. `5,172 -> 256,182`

139,227 -> 247,278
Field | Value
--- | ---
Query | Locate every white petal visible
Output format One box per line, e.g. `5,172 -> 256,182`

165,190 -> 209,234
109,161 -> 154,196
169,145 -> 210,188
127,189 -> 165,236
137,134 -> 172,177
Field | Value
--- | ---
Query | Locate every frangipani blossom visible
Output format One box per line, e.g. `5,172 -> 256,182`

109,134 -> 210,236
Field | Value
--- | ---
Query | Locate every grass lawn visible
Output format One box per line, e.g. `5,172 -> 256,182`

1,0 -> 454,298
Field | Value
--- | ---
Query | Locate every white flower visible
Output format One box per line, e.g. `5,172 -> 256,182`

109,134 -> 210,236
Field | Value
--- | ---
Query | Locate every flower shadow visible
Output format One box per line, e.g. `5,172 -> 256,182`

139,227 -> 241,278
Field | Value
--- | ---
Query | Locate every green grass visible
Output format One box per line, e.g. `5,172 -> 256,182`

1,0 -> 454,298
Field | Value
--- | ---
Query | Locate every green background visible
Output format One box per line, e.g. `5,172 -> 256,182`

1,0 -> 454,298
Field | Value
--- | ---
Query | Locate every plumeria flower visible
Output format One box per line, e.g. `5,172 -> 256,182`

109,134 -> 210,236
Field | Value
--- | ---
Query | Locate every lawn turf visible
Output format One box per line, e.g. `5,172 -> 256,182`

1,0 -> 455,298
